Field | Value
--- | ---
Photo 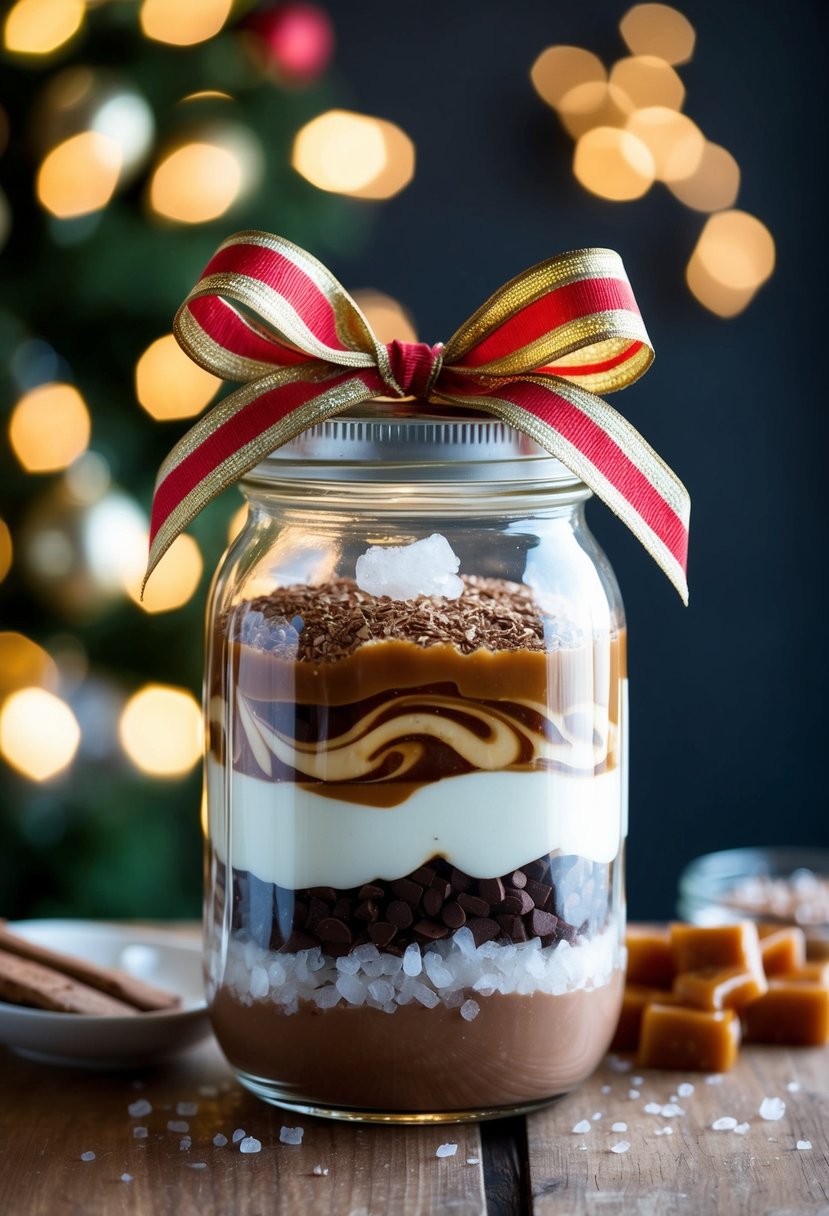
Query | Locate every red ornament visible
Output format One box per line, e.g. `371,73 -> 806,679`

244,3 -> 334,85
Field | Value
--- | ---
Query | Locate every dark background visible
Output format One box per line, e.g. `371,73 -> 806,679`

1,0 -> 826,922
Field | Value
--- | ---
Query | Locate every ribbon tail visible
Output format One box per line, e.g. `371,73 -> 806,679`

436,377 -> 690,604
144,370 -> 382,591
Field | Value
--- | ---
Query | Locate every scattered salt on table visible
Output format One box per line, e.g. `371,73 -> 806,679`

660,1104 -> 684,1118
759,1097 -> 786,1121
654,1128 -> 673,1137
120,1174 -> 133,1183
631,1076 -> 644,1086
705,1075 -> 723,1085
128,1099 -> 152,1118
591,1112 -> 602,1121
787,1081 -> 801,1094
280,1126 -> 304,1146
612,1122 -> 628,1133
213,1134 -> 228,1147
312,1165 -> 330,1176
466,1157 -> 481,1165
608,1056 -> 632,1073
572,1120 -> 591,1134
628,1089 -> 640,1100
186,1162 -> 207,1170
179,1137 -> 192,1151
734,1123 -> 750,1135
232,1129 -> 246,1144
240,1137 -> 262,1154
797,1140 -> 812,1151
80,1151 -> 95,1162
167,1121 -> 189,1133
712,1117 -> 738,1131
600,1085 -> 612,1095
133,1127 -> 148,1140
610,1141 -> 630,1154
435,1143 -> 458,1158
677,1082 -> 695,1098
644,1103 -> 662,1115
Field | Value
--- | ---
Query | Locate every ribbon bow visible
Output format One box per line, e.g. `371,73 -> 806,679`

148,231 -> 689,601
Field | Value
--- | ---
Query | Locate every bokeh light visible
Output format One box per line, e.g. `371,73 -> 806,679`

668,142 -> 740,211
530,46 -> 606,109
3,0 -> 84,56
227,504 -> 248,545
351,290 -> 418,344
64,451 -> 111,505
619,4 -> 696,65
0,633 -> 59,702
124,534 -> 203,614
626,107 -> 704,182
139,0 -> 232,47
135,333 -> 221,419
573,127 -> 655,201
36,131 -> 121,218
609,56 -> 685,111
685,253 -> 757,319
149,142 -> 243,223
687,211 -> 775,316
119,685 -> 202,777
557,82 -> 634,140
292,110 -> 415,199
0,688 -> 80,782
0,519 -> 12,583
9,383 -> 91,473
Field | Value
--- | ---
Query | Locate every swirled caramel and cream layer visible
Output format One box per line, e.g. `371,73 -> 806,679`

207,577 -> 626,889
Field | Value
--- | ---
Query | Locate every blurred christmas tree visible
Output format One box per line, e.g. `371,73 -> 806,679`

0,0 -> 373,919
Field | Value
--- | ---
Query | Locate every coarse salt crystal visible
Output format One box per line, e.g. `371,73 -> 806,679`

280,1126 -> 304,1146
355,534 -> 463,601
592,1112 -> 603,1121
612,1122 -> 628,1133
631,1076 -> 644,1086
734,1123 -> 750,1135
120,1174 -> 133,1183
677,1082 -> 695,1098
177,1102 -> 198,1117
80,1151 -> 96,1162
600,1085 -> 612,1095
608,1056 -> 632,1073
402,943 -> 423,977
654,1128 -> 674,1137
787,1081 -> 801,1093
179,1137 -> 191,1150
240,1137 -> 261,1154
610,1141 -> 630,1154
572,1120 -> 591,1134
213,1134 -> 228,1147
128,1099 -> 152,1118
712,1117 -> 738,1131
232,1129 -> 246,1143
644,1103 -> 662,1115
705,1074 -> 723,1085
797,1140 -> 812,1151
759,1097 -> 786,1121
312,1165 -> 329,1176
435,1143 -> 458,1158
168,1121 -> 189,1134
133,1127 -> 148,1139
459,999 -> 480,1022
628,1089 -> 640,1100
466,1157 -> 481,1165
660,1104 -> 684,1118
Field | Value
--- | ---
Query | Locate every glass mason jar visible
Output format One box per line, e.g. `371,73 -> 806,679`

204,407 -> 627,1123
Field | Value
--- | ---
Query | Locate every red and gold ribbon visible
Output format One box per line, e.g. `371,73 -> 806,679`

147,231 -> 690,601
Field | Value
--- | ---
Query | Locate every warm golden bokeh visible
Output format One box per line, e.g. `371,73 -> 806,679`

557,82 -> 634,140
619,3 -> 696,65
149,142 -> 243,223
9,383 -> 91,473
119,684 -> 202,777
0,633 -> 59,702
0,687 -> 80,782
609,55 -> 685,111
686,250 -> 757,318
124,533 -> 203,614
36,131 -> 122,218
530,46 -> 606,110
227,503 -> 248,546
626,107 -> 704,182
668,142 -> 740,212
0,519 -> 12,584
4,0 -> 84,55
573,127 -> 655,201
351,290 -> 418,344
135,333 -> 221,419
694,209 -> 776,290
292,110 -> 415,199
139,0 -> 232,47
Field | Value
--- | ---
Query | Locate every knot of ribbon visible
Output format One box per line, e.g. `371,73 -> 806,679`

147,230 -> 690,602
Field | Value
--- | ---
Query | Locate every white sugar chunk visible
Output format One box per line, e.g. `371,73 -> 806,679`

612,1122 -> 628,1133
460,999 -> 480,1021
452,927 -> 476,958
240,1137 -> 262,1154
411,980 -> 440,1008
734,1123 -> 750,1135
128,1099 -> 152,1118
133,1127 -> 148,1139
232,1129 -> 246,1143
280,1126 -> 304,1146
435,1143 -> 458,1158
677,1082 -> 695,1097
610,1141 -> 630,1154
712,1117 -> 738,1131
80,1151 -> 96,1162
759,1097 -> 786,1121
368,979 -> 395,1004
213,1134 -> 228,1147
572,1120 -> 591,1134
402,943 -> 423,977
335,973 -> 367,1006
335,954 -> 361,976
355,533 -> 463,601
797,1140 -> 812,1151
177,1102 -> 199,1117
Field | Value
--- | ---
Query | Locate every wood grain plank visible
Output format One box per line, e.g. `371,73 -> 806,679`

526,1048 -> 829,1216
0,1039 -> 487,1216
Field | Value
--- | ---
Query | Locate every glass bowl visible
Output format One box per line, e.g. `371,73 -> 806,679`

677,846 -> 829,960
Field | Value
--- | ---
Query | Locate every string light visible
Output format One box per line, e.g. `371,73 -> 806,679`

139,0 -> 232,47
668,142 -> 740,211
0,688 -> 80,782
350,291 -> 418,344
530,46 -> 606,109
292,110 -> 415,199
3,0 -> 84,56
573,127 -> 655,201
149,142 -> 243,223
619,4 -> 696,66
609,55 -> 685,110
9,383 -> 91,473
36,131 -> 121,218
0,519 -> 12,583
557,82 -> 634,140
0,633 -> 59,702
124,534 -> 203,614
135,333 -> 221,419
625,107 -> 704,181
119,685 -> 202,777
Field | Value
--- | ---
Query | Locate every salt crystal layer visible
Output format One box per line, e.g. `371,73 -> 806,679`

355,534 -> 463,601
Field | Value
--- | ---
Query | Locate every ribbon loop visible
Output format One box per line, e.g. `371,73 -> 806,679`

147,231 -> 690,604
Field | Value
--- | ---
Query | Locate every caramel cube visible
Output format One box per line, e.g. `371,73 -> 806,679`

757,925 -> 807,976
742,980 -> 829,1046
778,961 -> 829,985
670,922 -> 763,976
611,984 -> 678,1051
626,926 -> 675,989
673,965 -> 768,1012
806,938 -> 829,962
637,1003 -> 740,1072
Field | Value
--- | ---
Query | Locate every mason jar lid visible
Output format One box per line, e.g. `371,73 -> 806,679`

247,402 -> 581,486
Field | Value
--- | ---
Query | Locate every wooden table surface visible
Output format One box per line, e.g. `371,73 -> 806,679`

1,953 -> 828,1215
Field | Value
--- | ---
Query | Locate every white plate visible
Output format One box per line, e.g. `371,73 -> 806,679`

0,919 -> 211,1067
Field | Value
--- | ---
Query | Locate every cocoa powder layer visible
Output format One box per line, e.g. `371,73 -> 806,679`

210,971 -> 624,1113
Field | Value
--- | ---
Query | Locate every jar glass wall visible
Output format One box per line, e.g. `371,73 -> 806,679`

203,411 -> 627,1122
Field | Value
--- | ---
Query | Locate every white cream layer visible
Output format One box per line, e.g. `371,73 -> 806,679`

207,758 -> 623,890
